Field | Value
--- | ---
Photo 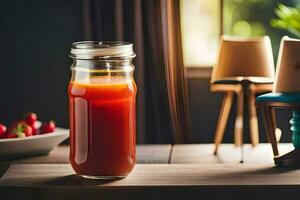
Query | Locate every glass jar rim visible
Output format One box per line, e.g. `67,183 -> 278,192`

70,41 -> 136,60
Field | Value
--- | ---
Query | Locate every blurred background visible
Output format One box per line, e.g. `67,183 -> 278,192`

0,0 -> 299,144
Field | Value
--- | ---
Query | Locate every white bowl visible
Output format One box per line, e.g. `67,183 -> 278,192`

0,127 -> 69,160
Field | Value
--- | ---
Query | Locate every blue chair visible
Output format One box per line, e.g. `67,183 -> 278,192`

256,93 -> 300,166
256,36 -> 300,167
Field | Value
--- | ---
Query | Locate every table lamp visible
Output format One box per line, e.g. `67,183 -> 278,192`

211,35 -> 275,155
211,35 -> 275,83
256,36 -> 300,167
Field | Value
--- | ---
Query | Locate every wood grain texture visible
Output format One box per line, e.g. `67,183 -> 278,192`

2,163 -> 300,187
1,164 -> 300,200
0,144 -> 300,200
0,164 -> 9,178
1,145 -> 172,165
136,145 -> 172,164
171,144 -> 294,164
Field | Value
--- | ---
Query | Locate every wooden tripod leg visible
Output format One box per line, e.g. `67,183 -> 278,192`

260,106 -> 279,156
214,92 -> 234,155
248,85 -> 259,146
234,85 -> 244,147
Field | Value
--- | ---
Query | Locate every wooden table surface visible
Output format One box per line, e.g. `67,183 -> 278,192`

1,143 -> 299,200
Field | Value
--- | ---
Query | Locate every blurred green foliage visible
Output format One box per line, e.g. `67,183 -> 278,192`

271,4 -> 300,37
224,0 -> 300,61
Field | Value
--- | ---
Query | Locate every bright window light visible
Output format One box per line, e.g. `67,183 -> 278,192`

180,0 -> 221,67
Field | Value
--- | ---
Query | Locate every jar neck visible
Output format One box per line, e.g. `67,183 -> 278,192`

71,59 -> 133,71
70,59 -> 134,84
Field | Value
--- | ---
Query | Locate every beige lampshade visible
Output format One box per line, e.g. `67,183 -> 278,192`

274,36 -> 300,93
211,35 -> 275,83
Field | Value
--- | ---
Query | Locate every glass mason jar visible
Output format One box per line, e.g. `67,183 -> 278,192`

68,41 -> 136,179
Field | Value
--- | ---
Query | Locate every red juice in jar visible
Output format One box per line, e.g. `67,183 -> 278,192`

68,41 -> 136,179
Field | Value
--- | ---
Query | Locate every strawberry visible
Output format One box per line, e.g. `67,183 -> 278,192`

6,132 -> 17,139
23,125 -> 33,137
31,121 -> 39,135
41,121 -> 56,134
25,112 -> 37,126
0,125 -> 7,139
6,121 -> 33,138
3,122 -> 19,139
17,121 -> 34,137
0,124 -> 7,138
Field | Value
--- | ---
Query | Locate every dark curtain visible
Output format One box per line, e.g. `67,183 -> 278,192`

81,0 -> 191,143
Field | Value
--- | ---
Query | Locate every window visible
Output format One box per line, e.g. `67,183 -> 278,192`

180,0 -> 221,68
181,0 -> 299,69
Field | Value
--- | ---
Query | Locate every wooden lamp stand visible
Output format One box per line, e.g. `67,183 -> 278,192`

212,80 -> 272,155
256,93 -> 300,167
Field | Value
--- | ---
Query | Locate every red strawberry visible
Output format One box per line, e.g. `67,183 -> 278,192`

13,121 -> 33,137
0,124 -> 7,138
23,125 -> 33,137
6,133 -> 17,139
40,123 -> 48,134
31,121 -> 39,135
0,123 -> 7,134
41,121 -> 56,134
3,123 -> 19,139
25,112 -> 37,126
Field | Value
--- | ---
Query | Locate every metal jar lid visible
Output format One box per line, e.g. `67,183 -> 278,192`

70,41 -> 136,60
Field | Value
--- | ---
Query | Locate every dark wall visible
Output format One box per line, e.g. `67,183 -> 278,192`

0,0 -> 84,127
0,0 -> 293,144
